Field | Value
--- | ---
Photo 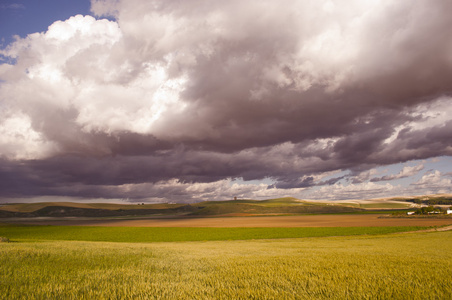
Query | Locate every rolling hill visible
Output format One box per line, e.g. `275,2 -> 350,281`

0,195 -> 427,218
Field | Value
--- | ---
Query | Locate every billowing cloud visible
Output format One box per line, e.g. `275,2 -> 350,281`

371,163 -> 424,182
1,0 -> 452,202
305,181 -> 398,201
350,168 -> 379,184
410,171 -> 452,194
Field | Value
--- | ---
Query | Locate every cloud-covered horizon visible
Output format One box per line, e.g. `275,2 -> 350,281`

1,0 -> 452,202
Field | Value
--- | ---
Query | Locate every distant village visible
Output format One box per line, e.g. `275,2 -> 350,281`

406,206 -> 452,216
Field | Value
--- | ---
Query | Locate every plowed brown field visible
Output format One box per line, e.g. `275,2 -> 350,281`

7,214 -> 452,227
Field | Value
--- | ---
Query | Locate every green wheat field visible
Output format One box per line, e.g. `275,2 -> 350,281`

1,225 -> 452,299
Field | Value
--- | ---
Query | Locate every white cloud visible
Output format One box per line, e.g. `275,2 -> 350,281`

0,112 -> 56,159
370,163 -> 424,182
412,171 -> 452,192
306,181 -> 396,200
384,96 -> 452,145
394,164 -> 424,179
0,14 -> 189,156
113,178 -> 272,202
409,97 -> 452,131
352,168 -> 379,183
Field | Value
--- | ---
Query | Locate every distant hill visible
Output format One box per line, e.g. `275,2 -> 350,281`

0,202 -> 196,218
394,195 -> 452,206
0,196 -> 411,218
3,194 -> 449,218
190,197 -> 364,216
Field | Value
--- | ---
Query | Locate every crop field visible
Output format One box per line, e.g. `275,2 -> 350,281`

7,213 -> 452,228
1,207 -> 451,299
1,226 -> 451,299
0,224 -> 426,243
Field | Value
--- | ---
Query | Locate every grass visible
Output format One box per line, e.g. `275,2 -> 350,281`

1,231 -> 451,299
0,225 -> 426,243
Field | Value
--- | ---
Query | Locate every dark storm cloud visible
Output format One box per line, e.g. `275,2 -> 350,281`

1,0 -> 452,200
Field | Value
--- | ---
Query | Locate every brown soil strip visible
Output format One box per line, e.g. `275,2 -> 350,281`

4,214 -> 452,227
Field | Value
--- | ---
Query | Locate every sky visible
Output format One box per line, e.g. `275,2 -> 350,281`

1,0 -> 452,203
